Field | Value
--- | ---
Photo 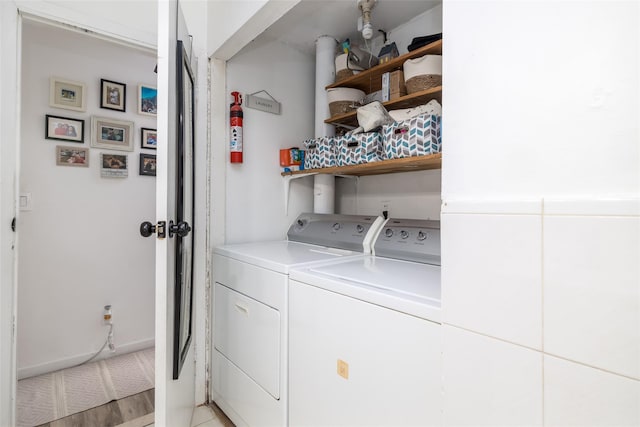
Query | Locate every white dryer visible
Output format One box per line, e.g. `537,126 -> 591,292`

212,213 -> 385,427
288,219 -> 442,426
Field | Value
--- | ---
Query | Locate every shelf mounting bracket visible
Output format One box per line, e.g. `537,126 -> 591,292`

283,173 -> 317,215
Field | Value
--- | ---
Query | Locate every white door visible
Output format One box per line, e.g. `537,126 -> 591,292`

0,2 -> 20,426
150,1 -> 196,425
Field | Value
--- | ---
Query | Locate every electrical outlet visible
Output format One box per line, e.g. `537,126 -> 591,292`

103,305 -> 112,324
380,200 -> 392,217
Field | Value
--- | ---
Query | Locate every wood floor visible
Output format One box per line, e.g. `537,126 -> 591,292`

207,403 -> 235,427
35,389 -> 154,427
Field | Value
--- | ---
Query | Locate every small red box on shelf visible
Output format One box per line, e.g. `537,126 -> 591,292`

279,148 -> 304,167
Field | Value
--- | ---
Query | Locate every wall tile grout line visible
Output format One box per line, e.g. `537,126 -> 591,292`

443,324 -> 640,383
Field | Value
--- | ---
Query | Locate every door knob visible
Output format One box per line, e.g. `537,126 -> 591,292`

169,220 -> 191,238
140,221 -> 155,237
140,221 -> 166,238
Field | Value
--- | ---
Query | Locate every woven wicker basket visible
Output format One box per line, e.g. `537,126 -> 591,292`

335,68 -> 355,82
329,100 -> 359,117
405,74 -> 442,94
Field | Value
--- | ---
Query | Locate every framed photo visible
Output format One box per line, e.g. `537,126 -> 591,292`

91,116 -> 134,151
141,128 -> 157,149
100,79 -> 126,112
138,84 -> 157,116
139,153 -> 157,176
45,115 -> 84,143
56,146 -> 89,167
49,77 -> 86,112
100,153 -> 128,178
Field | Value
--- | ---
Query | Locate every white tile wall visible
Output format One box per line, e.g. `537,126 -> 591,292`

544,215 -> 640,379
544,355 -> 640,426
442,213 -> 542,349
442,325 -> 543,426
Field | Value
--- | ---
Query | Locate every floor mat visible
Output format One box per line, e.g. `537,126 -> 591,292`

17,347 -> 154,427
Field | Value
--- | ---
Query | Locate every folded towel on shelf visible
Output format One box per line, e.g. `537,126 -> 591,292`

388,99 -> 442,122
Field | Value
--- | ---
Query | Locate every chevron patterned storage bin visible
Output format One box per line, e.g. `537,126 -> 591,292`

303,137 -> 336,169
335,133 -> 383,166
382,113 -> 442,159
302,139 -> 318,169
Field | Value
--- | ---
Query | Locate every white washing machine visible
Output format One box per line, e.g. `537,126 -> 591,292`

288,219 -> 442,427
212,213 -> 385,427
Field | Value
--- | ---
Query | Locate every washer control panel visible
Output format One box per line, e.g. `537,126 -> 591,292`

288,213 -> 382,252
374,218 -> 441,265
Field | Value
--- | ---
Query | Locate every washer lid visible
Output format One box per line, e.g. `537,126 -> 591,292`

214,240 -> 362,274
291,256 -> 441,322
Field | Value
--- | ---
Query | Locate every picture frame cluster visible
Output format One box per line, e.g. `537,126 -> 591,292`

47,76 -> 157,177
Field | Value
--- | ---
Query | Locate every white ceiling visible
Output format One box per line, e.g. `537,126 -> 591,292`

253,0 -> 441,55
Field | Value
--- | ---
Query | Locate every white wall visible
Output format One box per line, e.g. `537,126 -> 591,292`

207,0 -> 267,55
17,21 -> 157,378
336,170 -> 441,220
442,0 -> 638,199
207,0 -> 300,60
224,39 -> 314,244
441,1 -> 639,424
387,3 -> 442,56
336,4 -> 443,220
16,0 -> 157,49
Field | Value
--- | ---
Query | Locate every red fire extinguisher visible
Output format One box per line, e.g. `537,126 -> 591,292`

230,91 -> 243,163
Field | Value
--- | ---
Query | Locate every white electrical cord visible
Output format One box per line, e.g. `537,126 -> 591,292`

69,323 -> 114,368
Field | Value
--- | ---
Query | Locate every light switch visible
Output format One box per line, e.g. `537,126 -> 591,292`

20,193 -> 32,211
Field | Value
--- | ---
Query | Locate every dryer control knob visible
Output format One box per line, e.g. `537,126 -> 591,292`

294,219 -> 307,232
333,222 -> 341,231
385,228 -> 394,238
417,231 -> 427,241
400,230 -> 409,239
356,224 -> 365,233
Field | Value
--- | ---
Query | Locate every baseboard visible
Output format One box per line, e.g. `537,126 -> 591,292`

17,338 -> 155,380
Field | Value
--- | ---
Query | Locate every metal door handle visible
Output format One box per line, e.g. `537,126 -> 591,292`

169,220 -> 191,238
140,221 -> 166,238
140,221 -> 155,237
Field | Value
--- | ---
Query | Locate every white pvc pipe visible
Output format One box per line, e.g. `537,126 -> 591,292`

314,174 -> 335,214
314,35 -> 337,214
315,35 -> 336,138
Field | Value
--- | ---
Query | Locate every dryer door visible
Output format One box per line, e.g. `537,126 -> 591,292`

214,283 -> 281,399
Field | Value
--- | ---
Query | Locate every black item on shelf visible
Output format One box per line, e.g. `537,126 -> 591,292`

407,33 -> 443,52
378,42 -> 399,64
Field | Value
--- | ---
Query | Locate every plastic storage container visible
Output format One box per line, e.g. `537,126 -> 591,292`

382,113 -> 442,159
303,137 -> 336,169
335,133 -> 383,166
